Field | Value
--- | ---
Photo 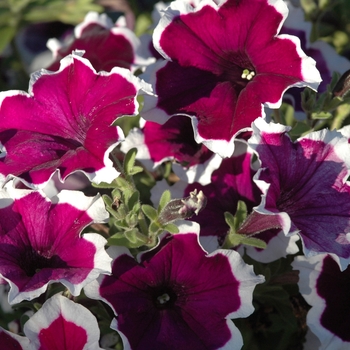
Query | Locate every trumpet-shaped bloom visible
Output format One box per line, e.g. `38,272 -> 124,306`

245,118 -> 350,270
293,254 -> 350,350
141,0 -> 321,156
47,12 -> 153,73
85,222 -> 264,350
0,293 -> 103,349
0,188 -> 111,304
0,52 -> 148,188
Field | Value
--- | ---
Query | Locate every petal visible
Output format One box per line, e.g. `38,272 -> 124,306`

24,293 -> 102,349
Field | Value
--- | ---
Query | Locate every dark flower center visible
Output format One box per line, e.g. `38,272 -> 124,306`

218,50 -> 256,95
19,248 -> 68,277
153,287 -> 178,310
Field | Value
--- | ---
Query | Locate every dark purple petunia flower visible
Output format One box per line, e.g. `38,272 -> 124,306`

0,52 -> 150,188
85,222 -> 264,350
141,0 -> 321,157
0,187 -> 111,304
47,12 -> 153,73
0,293 -> 103,349
293,254 -> 350,349
245,117 -> 350,270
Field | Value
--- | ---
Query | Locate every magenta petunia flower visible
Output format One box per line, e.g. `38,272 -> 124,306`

0,293 -> 103,349
85,222 -> 264,350
121,115 -> 222,185
293,254 -> 350,349
0,187 -> 111,304
0,52 -> 149,188
141,0 -> 321,157
244,117 -> 350,270
47,11 -> 153,73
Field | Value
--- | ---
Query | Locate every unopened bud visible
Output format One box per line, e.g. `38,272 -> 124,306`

158,190 -> 207,225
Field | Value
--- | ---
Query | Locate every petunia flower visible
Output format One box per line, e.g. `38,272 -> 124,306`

47,11 -> 154,73
85,222 -> 264,350
0,52 -> 150,188
292,254 -> 350,350
280,2 -> 350,120
0,187 -> 111,304
0,293 -> 103,349
121,115 -> 222,185
141,0 -> 321,157
243,117 -> 350,270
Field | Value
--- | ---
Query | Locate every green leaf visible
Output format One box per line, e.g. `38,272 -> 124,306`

158,190 -> 171,214
163,223 -> 179,234
127,191 -> 140,211
149,221 -> 161,235
125,212 -> 138,227
123,148 -> 138,176
289,122 -> 311,137
224,212 -> 236,230
141,204 -> 158,221
129,165 -> 144,175
102,194 -> 113,207
92,181 -> 117,189
111,188 -> 121,201
115,177 -> 130,190
311,111 -> 333,119
240,236 -> 267,249
108,230 -> 145,248
0,26 -> 16,54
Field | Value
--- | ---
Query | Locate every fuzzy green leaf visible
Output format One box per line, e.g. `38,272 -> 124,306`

142,204 -> 158,221
129,166 -> 144,175
240,236 -> 267,249
123,148 -> 138,176
158,190 -> 171,214
163,223 -> 179,234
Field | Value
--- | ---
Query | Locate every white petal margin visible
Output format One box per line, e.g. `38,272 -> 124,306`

212,248 -> 265,350
24,293 -> 103,350
84,245 -> 133,312
292,254 -> 350,350
191,114 -> 252,158
62,233 -> 113,295
264,34 -> 321,110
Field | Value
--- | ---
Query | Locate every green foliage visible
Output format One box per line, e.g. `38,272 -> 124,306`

222,202 -> 267,250
0,0 -> 102,54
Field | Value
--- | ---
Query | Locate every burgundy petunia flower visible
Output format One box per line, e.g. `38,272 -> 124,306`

0,52 -> 150,188
293,254 -> 350,349
141,0 -> 321,157
0,187 -> 111,304
244,117 -> 350,270
47,11 -> 153,73
0,293 -> 102,349
85,222 -> 264,350
121,115 -> 222,185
